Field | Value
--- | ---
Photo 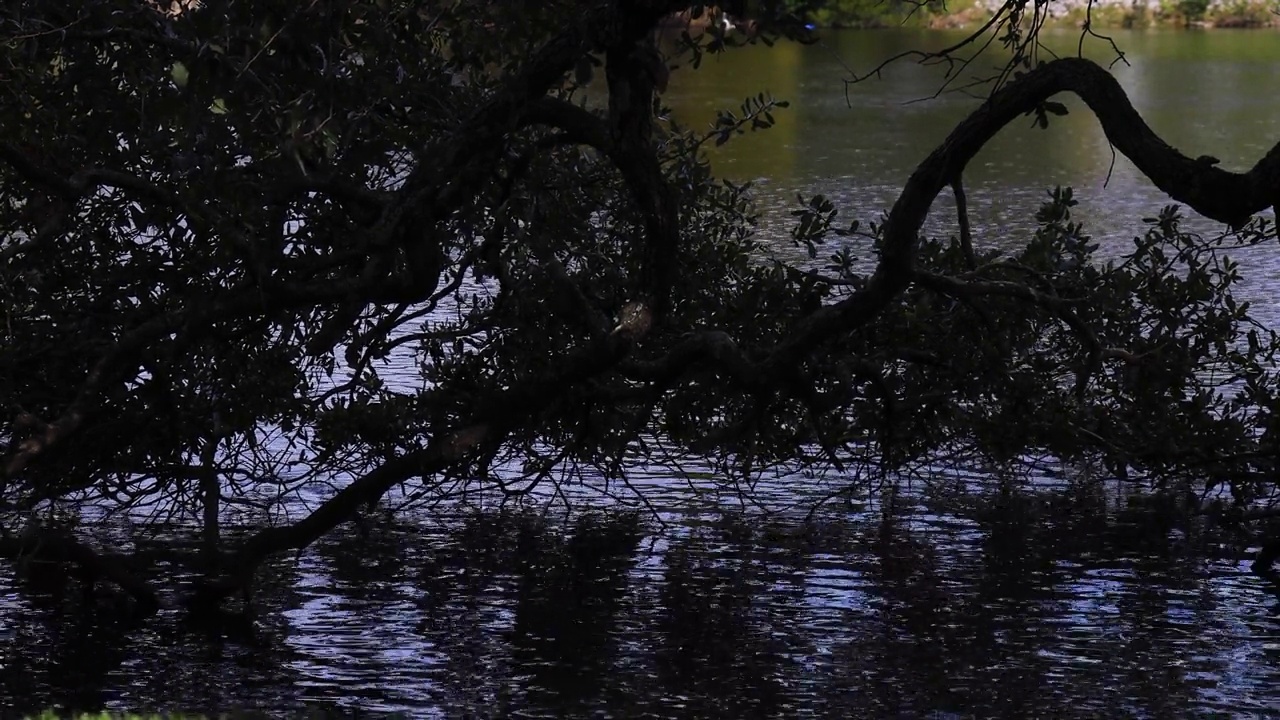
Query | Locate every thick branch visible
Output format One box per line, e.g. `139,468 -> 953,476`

524,98 -> 618,156
768,57 -> 1280,368
606,37 -> 680,317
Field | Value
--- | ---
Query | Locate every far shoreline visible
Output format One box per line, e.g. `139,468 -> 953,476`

661,3 -> 1280,33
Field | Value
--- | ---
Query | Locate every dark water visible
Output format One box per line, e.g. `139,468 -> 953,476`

6,29 -> 1280,719
4,484 -> 1280,718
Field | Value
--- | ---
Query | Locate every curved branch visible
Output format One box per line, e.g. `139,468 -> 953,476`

605,38 -> 680,318
525,86 -> 680,322
768,57 -> 1280,368
522,50 -> 681,320
524,98 -> 617,156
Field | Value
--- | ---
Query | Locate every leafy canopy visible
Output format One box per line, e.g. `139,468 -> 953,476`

2,0 -> 1279,605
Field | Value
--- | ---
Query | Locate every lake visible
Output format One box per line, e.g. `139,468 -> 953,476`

4,28 -> 1280,719
663,29 -> 1280,244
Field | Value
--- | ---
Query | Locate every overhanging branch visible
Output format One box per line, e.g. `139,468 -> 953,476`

767,57 -> 1280,368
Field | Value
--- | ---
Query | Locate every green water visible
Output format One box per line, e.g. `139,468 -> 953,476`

663,29 -> 1280,253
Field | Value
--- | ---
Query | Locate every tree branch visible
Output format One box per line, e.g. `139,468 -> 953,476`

767,57 -> 1280,369
189,321 -> 650,607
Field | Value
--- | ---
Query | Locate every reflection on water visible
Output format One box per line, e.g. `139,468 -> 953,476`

3,484 -> 1280,717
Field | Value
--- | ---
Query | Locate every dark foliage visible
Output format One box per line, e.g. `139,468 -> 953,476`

2,0 -> 1280,610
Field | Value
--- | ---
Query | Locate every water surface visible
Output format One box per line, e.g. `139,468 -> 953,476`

663,30 -> 1280,292
3,486 -> 1280,717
